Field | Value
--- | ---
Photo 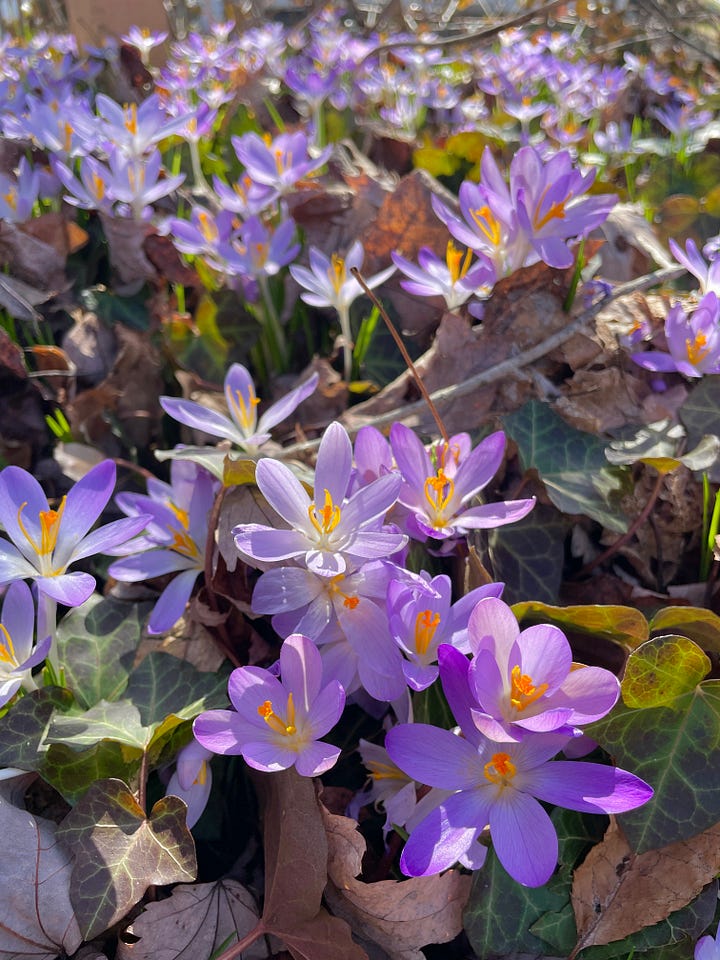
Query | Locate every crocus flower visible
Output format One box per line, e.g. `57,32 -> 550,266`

165,740 -> 212,828
669,238 -> 720,296
696,921 -> 720,960
95,94 -> 188,158
107,460 -> 216,634
631,292 -> 720,378
391,242 -> 495,312
385,722 -> 653,885
233,421 -> 406,577
52,155 -> 114,213
222,215 -> 300,280
160,363 -> 319,450
121,26 -> 168,65
0,460 -> 150,607
389,423 -> 535,541
289,240 -> 395,381
464,597 -> 620,741
232,130 -> 332,196
0,580 -> 51,708
193,633 -> 345,776
0,158 -> 40,222
107,148 -> 185,220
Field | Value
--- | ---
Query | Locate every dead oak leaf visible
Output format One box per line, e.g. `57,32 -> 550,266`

571,815 -> 720,953
321,807 -> 471,960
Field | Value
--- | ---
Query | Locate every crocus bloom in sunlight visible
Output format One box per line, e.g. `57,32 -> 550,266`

385,722 -> 653,885
669,238 -> 720,296
160,363 -> 319,449
695,922 -> 720,960
0,581 -> 51,708
193,633 -> 345,776
233,421 -> 406,577
631,292 -> 720,378
232,130 -> 332,195
465,597 -> 620,741
0,157 -> 40,222
108,461 -> 216,634
391,242 -> 495,312
289,240 -> 395,381
0,460 -> 149,606
389,423 -> 535,541
165,740 -> 212,828
223,215 -> 300,280
121,25 -> 168,64
95,94 -> 187,158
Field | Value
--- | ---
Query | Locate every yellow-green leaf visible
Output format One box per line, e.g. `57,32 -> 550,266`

222,456 -> 257,487
512,601 -> 649,651
621,635 -> 711,708
649,606 -> 720,653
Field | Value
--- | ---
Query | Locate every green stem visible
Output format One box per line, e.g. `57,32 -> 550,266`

189,139 -> 211,194
258,274 -> 288,372
337,302 -> 353,383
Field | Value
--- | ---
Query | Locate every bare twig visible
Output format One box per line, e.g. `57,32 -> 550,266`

281,264 -> 684,457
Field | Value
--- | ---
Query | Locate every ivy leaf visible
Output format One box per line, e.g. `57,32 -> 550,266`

605,419 -> 720,475
504,400 -> 627,532
588,681 -> 720,852
621,636 -> 711,708
0,794 -> 82,960
43,740 -> 141,805
155,445 -> 233,482
0,686 -> 73,771
116,879 -> 267,960
513,601 -> 649,652
57,778 -> 197,940
57,595 -> 149,709
681,374 -> 720,454
648,606 -> 720,653
46,699 -> 149,751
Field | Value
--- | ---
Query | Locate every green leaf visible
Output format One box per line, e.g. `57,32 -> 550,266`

58,779 -> 197,939
483,504 -> 569,604
621,636 -> 711,708
513,601 -> 649,652
681,376 -> 720,462
412,679 -> 454,729
57,595 -> 150,708
588,681 -> 720,852
504,400 -> 627,532
43,740 -> 141,805
155,445 -> 234,481
605,419 -> 720,475
46,699 -> 149,750
0,687 -> 73,771
649,606 -> 720,653
124,651 -> 228,730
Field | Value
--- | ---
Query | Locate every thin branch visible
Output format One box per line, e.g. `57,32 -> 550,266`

350,265 -> 449,444
281,264 -> 684,457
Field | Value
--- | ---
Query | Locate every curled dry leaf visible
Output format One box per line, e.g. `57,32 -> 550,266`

321,806 -> 471,960
571,815 -> 720,953
117,879 -> 267,960
0,793 -> 82,960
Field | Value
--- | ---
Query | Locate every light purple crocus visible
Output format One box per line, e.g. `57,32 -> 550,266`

385,721 -> 653,885
232,130 -> 332,196
0,460 -> 149,607
631,292 -> 720,378
389,423 -> 535,541
107,460 -> 217,634
95,94 -> 188,158
165,740 -> 213,828
193,633 -> 345,776
387,572 -> 504,691
695,921 -> 720,960
233,421 -> 407,578
222,215 -> 300,280
669,238 -> 720,296
0,580 -> 51,708
465,596 -> 620,741
0,158 -> 40,222
160,363 -> 319,450
391,242 -> 495,312
121,26 -> 168,66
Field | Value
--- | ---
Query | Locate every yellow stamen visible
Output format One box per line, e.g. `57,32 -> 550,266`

167,502 -> 190,530
329,254 -> 346,295
470,205 -> 502,247
484,751 -> 517,786
252,241 -> 268,270
533,184 -> 568,231
198,210 -> 218,244
225,383 -> 260,433
686,331 -> 711,366
446,241 -> 473,286
510,664 -> 548,712
257,692 -> 296,736
328,574 -> 360,610
308,489 -> 342,536
366,758 -> 407,781
0,623 -> 17,667
124,102 -> 138,136
63,121 -> 73,154
17,496 -> 67,557
92,173 -> 105,202
424,469 -> 454,520
3,188 -> 16,210
170,528 -> 199,559
414,609 -> 441,656
274,147 -> 291,174
193,759 -> 207,786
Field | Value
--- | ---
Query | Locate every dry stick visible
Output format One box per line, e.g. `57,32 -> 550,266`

282,264 -> 685,458
350,265 -> 450,445
356,0 -> 567,67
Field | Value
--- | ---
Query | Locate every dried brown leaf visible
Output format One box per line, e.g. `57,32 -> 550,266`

0,219 -> 66,289
99,213 -> 155,288
571,816 -> 720,951
117,879 -> 267,960
322,807 -> 471,960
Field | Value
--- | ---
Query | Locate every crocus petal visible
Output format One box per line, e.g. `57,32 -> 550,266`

390,423 -> 432,491
109,550 -> 196,581
160,397 -> 242,444
71,514 -> 154,563
306,681 -> 346,739
340,472 -> 403,531
251,566 -> 324,614
453,431 -> 505,502
453,498 -> 536,530
314,422 -> 352,507
166,764 -> 211,828
516,624 -> 572,692
53,460 -> 116,567
489,791 -> 558,887
0,467 -> 50,566
193,709 -> 246,754
295,740 -> 341,776
401,790 -> 488,877
386,723 -> 482,791
0,678 -> 22,708
147,568 -> 200,634
242,740 -> 298,772
0,540 -> 37,582
0,581 -> 34,660
438,644 -> 482,744
36,572 -> 95,606
554,666 -> 620,723
279,634 -> 322,708
527,761 -> 653,813
258,372 -> 319,433
234,526 -> 309,563
255,458 -> 311,529
468,597 -> 520,659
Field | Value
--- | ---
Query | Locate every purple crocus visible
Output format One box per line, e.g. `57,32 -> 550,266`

695,921 -> 720,960
193,633 -> 345,776
165,740 -> 213,828
233,421 -> 406,577
160,363 -> 319,450
389,423 -> 535,541
232,130 -> 332,196
391,242 -> 495,312
222,215 -> 300,280
107,460 -> 217,634
465,596 -> 620,741
669,238 -> 720,296
631,292 -> 720,378
121,26 -> 168,65
0,580 -> 51,708
0,460 -> 149,607
385,721 -> 653,885
0,158 -> 40,222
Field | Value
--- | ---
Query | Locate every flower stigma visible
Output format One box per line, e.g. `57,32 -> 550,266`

308,488 -> 342,537
484,751 -> 517,787
686,331 -> 711,366
414,609 -> 441,656
510,664 -> 548,712
424,469 -> 454,523
258,692 -> 297,736
0,623 -> 17,667
225,383 -> 260,434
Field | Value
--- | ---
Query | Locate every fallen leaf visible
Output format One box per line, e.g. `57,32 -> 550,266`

117,879 -> 267,960
99,213 -> 155,288
571,817 -> 720,951
321,807 -> 471,960
0,793 -> 82,960
0,219 -> 66,289
57,779 -> 197,940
